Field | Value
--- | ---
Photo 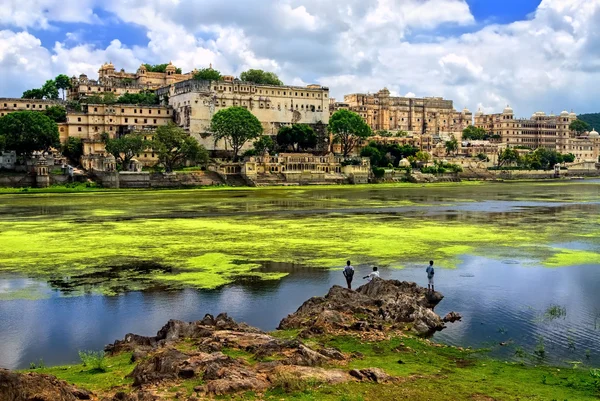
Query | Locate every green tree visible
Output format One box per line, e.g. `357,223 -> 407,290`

0,111 -> 59,156
43,105 -> 67,123
117,91 -> 158,105
193,68 -> 222,81
570,119 -> 591,135
498,147 -> 520,167
395,130 -> 409,137
103,133 -> 149,168
143,64 -> 180,74
211,106 -> 263,161
376,130 -> 393,137
445,138 -> 458,156
62,137 -> 83,165
276,124 -> 317,152
240,69 -> 283,86
41,80 -> 59,100
22,89 -> 45,99
360,145 -> 383,167
0,134 -> 5,152
462,125 -> 488,141
415,151 -> 431,163
562,153 -> 576,163
328,109 -> 372,157
54,74 -> 72,100
152,123 -> 208,172
253,135 -> 274,154
520,151 -> 541,170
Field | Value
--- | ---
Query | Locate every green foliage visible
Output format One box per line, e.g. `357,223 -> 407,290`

211,106 -> 263,161
329,109 -> 372,157
360,141 -> 419,168
498,147 -> 520,167
375,130 -> 393,137
153,123 -> 208,172
0,134 -> 5,152
103,132 -> 149,168
22,88 -> 45,99
253,135 -> 274,155
276,124 -> 317,152
29,359 -> 45,369
193,68 -> 222,81
476,153 -> 489,162
372,167 -> 386,179
78,350 -> 107,372
0,111 -> 59,156
54,74 -> 72,100
544,304 -> 567,320
445,138 -> 458,155
395,130 -> 408,137
570,119 -> 591,134
240,69 -> 283,85
62,137 -> 84,165
462,125 -> 488,141
534,336 -> 546,358
22,75 -> 69,100
43,105 -> 67,123
81,93 -> 118,105
577,113 -> 600,130
415,151 -> 431,163
143,63 -> 181,74
41,80 -> 59,100
66,101 -> 82,112
421,160 -> 463,174
116,91 -> 159,105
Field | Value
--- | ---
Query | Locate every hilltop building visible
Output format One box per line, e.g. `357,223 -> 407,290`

474,107 -> 600,162
330,88 -> 472,138
157,76 -> 330,152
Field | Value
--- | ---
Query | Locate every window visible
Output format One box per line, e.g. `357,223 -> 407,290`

158,110 -> 161,114
144,119 -> 147,123
26,104 -> 29,108
153,119 -> 157,124
78,127 -> 82,132
149,110 -> 152,114
295,92 -> 298,96
94,107 -> 97,112
121,109 -> 124,112
13,104 -> 16,107
77,117 -> 81,122
125,118 -> 128,123
167,110 -> 170,115
134,109 -> 137,113
3,103 -> 6,107
135,119 -> 138,123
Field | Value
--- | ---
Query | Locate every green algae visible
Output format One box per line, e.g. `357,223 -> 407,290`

1,181 -> 599,298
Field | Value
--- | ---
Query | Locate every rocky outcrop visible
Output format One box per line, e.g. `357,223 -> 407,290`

278,278 -> 449,336
0,369 -> 92,401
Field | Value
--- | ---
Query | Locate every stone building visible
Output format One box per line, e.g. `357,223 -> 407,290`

68,62 -> 196,101
474,107 -> 600,162
330,88 -> 472,137
157,77 -> 330,152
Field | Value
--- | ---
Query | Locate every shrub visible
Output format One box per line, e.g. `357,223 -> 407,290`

372,167 -> 385,179
78,350 -> 107,372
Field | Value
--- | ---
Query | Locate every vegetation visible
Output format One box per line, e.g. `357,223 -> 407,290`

0,111 -> 59,156
497,148 -> 576,170
240,69 -> 283,86
276,124 -> 317,152
570,119 -> 592,135
577,113 -> 600,130
42,105 -> 67,123
22,75 -> 69,100
498,147 -> 520,167
462,125 -> 501,141
329,109 -> 372,157
360,141 -> 419,168
55,74 -> 72,100
193,67 -> 222,81
252,135 -> 275,155
102,133 -> 149,169
62,137 -> 84,165
421,160 -> 463,174
444,137 -> 458,155
143,63 -> 182,74
78,350 -> 107,373
211,106 -> 263,161
116,91 -> 159,105
152,123 -> 208,172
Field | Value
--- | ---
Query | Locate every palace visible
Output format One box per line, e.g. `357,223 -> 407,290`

330,88 -> 472,138
157,76 -> 330,152
68,62 -> 196,101
474,107 -> 600,162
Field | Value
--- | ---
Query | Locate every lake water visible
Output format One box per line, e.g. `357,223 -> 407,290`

1,182 -> 600,369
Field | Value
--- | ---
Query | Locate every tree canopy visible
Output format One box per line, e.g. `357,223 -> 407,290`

328,109 -> 372,157
462,125 -> 488,141
22,75 -> 70,100
43,105 -> 67,123
0,111 -> 59,156
144,64 -> 182,74
240,69 -> 283,86
103,132 -> 149,169
193,68 -> 222,81
211,106 -> 263,161
253,136 -> 274,155
62,137 -> 83,165
276,124 -> 317,152
445,138 -> 458,155
577,113 -> 600,130
116,91 -> 159,105
152,123 -> 208,172
54,74 -> 72,100
360,141 -> 419,168
498,148 -> 520,167
570,119 -> 591,135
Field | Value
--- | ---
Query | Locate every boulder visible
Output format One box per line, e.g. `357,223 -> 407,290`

443,311 -> 462,323
0,369 -> 92,401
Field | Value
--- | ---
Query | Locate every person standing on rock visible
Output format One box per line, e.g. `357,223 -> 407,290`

426,260 -> 435,292
363,266 -> 379,282
343,260 -> 355,289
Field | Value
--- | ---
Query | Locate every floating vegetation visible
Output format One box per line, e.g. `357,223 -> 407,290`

534,336 -> 546,358
544,305 -> 567,321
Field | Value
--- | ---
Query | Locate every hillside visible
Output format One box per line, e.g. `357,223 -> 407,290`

578,113 -> 600,129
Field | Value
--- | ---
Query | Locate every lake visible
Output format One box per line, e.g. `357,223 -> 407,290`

0,182 -> 599,369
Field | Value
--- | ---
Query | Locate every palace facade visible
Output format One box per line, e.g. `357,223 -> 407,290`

474,107 -> 600,162
330,88 -> 472,137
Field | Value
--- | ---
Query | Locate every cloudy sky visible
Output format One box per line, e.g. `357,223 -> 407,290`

0,0 -> 598,116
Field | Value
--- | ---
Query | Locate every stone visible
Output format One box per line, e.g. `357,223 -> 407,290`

349,368 -> 393,383
0,369 -> 92,401
443,311 -> 462,323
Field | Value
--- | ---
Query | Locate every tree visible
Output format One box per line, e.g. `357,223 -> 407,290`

415,151 -> 431,163
55,74 -> 72,100
0,134 -> 5,152
22,89 -> 45,99
376,130 -> 393,137
498,148 -> 520,167
143,64 -> 181,74
253,135 -> 274,154
240,69 -> 283,86
152,123 -> 208,172
62,137 -> 83,165
445,138 -> 458,156
117,91 -> 158,105
395,130 -> 408,137
328,109 -> 372,157
570,119 -> 591,135
276,124 -> 317,152
211,106 -> 263,161
103,133 -> 149,168
562,153 -> 576,163
360,146 -> 383,167
43,105 -> 67,123
193,68 -> 222,81
0,111 -> 59,156
41,80 -> 59,100
462,125 -> 488,141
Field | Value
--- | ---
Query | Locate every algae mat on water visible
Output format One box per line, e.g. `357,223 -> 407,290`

1,183 -> 599,297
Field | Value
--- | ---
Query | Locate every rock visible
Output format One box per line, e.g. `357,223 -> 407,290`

318,347 -> 345,361
443,311 -> 462,323
349,368 -> 393,383
278,279 -> 446,337
0,369 -> 92,401
107,391 -> 158,401
128,348 -> 189,386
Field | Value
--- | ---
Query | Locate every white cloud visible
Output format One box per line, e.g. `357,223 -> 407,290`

1,0 -> 600,115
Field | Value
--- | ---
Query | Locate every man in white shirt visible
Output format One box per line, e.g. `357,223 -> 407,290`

364,266 -> 380,282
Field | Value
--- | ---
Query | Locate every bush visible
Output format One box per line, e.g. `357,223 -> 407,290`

78,350 -> 107,372
372,167 -> 385,178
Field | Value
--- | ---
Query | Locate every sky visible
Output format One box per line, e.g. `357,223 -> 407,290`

0,0 -> 599,117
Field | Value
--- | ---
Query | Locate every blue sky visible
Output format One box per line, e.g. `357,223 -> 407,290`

1,0 -> 599,115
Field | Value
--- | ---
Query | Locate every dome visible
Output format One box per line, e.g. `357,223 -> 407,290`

560,110 -> 569,117
589,129 -> 599,138
106,61 -> 114,69
462,107 -> 470,114
503,105 -> 513,114
398,158 -> 411,167
569,111 -> 577,118
166,61 -> 176,71
475,108 -> 483,117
